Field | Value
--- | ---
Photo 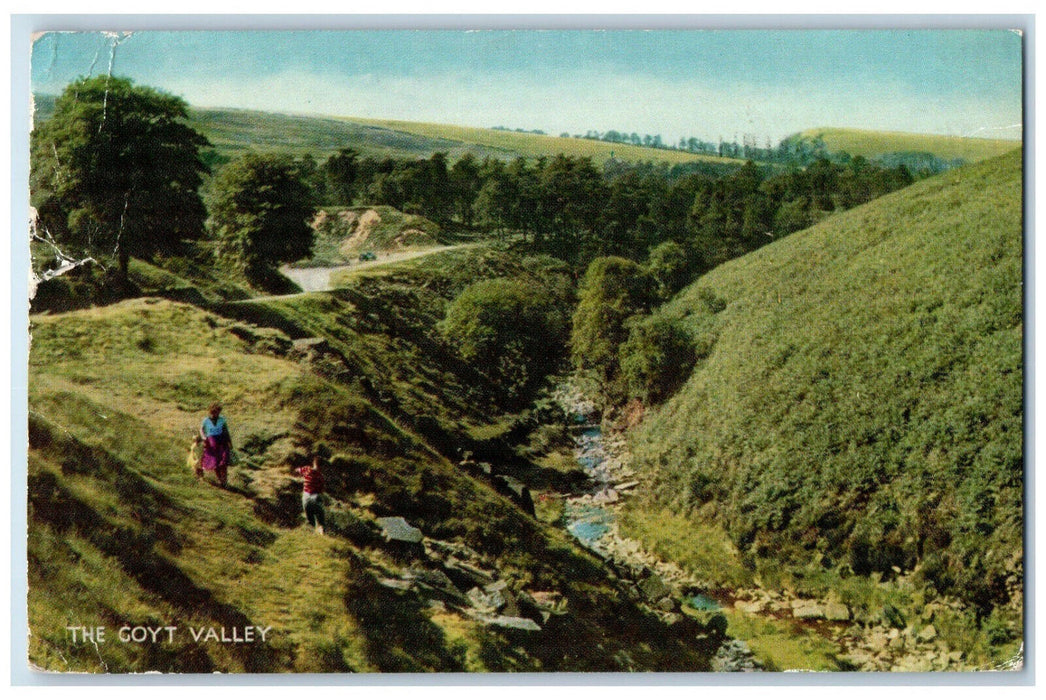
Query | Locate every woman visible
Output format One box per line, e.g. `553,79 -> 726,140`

297,455 -> 327,535
199,402 -> 232,487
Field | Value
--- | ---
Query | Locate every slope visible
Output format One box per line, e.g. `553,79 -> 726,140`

27,250 -> 720,673
624,148 -> 1023,663
794,127 -> 1019,164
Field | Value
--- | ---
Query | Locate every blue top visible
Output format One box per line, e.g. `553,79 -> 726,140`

202,416 -> 227,438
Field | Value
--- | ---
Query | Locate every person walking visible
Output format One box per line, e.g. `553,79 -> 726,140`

297,456 -> 327,535
199,402 -> 233,487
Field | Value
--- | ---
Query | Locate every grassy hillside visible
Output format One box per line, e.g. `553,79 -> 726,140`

28,248 -> 719,673
796,127 -> 1020,164
624,149 -> 1023,665
344,117 -> 742,166
32,94 -> 740,166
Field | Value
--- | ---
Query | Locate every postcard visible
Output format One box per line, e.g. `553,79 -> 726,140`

22,23 -> 1025,676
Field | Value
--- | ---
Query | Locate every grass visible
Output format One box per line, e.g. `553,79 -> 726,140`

625,149 -> 1024,664
797,127 -> 1020,163
27,246 -> 725,673
343,116 -> 745,166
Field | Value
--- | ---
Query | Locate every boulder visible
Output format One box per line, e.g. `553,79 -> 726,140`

484,616 -> 541,632
918,624 -> 938,642
376,517 -> 423,543
791,600 -> 825,620
467,586 -> 506,614
657,597 -> 677,612
824,601 -> 852,621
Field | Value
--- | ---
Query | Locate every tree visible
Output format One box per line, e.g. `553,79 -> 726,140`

570,256 -> 654,384
439,276 -> 569,401
208,153 -> 315,284
323,148 -> 359,205
30,75 -> 210,283
619,315 -> 696,404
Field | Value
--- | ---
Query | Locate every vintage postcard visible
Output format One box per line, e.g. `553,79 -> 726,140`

23,24 -> 1025,676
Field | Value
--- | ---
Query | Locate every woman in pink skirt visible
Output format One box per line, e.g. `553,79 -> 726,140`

199,402 -> 232,487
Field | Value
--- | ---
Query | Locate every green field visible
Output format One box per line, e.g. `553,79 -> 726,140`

797,127 -> 1020,163
624,148 -> 1024,667
343,116 -> 743,166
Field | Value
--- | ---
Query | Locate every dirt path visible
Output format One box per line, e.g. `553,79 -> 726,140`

248,245 -> 475,302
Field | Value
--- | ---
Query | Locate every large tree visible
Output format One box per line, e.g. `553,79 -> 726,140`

30,75 -> 210,282
208,152 -> 315,284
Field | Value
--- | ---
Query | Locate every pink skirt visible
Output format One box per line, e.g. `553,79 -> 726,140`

200,436 -> 230,472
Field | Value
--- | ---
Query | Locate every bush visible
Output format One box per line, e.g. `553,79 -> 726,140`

619,315 -> 696,404
570,256 -> 655,384
439,276 -> 568,402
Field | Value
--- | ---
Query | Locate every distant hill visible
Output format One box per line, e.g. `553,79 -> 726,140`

32,93 -> 740,166
792,127 -> 1019,164
625,149 -> 1023,664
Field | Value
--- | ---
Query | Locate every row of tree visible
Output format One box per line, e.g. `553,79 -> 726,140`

314,146 -> 914,275
30,75 -> 915,298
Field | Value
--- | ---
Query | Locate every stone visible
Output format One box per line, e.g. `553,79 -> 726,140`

528,591 -> 567,615
484,580 -> 509,593
889,635 -> 906,652
824,601 -> 851,621
482,615 -> 541,632
378,578 -> 413,591
657,597 -> 677,612
918,624 -> 938,642
467,586 -> 506,614
614,480 -> 640,492
376,517 -> 423,543
735,600 -> 766,615
791,601 -> 825,620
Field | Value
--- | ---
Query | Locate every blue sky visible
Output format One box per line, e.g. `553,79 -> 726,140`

30,29 -> 1023,143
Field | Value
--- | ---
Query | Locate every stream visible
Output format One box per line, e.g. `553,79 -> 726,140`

555,387 -> 761,672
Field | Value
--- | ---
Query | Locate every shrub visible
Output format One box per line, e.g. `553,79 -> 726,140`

619,315 -> 696,404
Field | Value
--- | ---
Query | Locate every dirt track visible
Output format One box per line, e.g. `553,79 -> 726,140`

271,245 -> 473,297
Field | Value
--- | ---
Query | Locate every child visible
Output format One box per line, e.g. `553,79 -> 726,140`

188,435 -> 204,479
297,456 -> 327,535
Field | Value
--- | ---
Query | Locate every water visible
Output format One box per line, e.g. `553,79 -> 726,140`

687,594 -> 722,611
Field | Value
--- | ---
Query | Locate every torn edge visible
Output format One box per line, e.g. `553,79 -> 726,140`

28,208 -> 98,301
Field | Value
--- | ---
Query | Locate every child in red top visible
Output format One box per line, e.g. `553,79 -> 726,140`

297,456 -> 326,535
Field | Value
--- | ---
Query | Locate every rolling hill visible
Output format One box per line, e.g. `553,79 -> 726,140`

622,147 -> 1023,667
793,127 -> 1019,164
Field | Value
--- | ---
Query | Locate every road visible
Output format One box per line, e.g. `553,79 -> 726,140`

276,245 -> 474,296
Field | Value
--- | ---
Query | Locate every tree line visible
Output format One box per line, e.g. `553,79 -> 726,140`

30,75 -> 915,301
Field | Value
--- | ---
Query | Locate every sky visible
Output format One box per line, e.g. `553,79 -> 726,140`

30,28 -> 1024,147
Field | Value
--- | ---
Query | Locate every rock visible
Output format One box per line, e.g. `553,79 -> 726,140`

479,615 -> 541,632
467,586 -> 507,614
918,624 -> 938,642
376,517 -> 423,543
614,480 -> 640,492
889,635 -> 906,652
657,597 -> 677,612
791,600 -> 825,620
404,567 -> 462,599
638,573 -> 671,601
735,600 -> 766,615
528,590 -> 567,615
378,578 -> 413,591
444,556 -> 496,584
824,601 -> 851,621
484,580 -> 509,593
